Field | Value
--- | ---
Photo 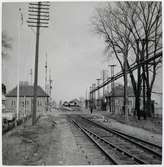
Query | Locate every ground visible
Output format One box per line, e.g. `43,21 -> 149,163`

2,112 -> 89,165
102,112 -> 162,134
86,108 -> 162,134
2,109 -> 162,165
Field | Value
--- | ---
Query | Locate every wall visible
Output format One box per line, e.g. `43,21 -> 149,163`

152,93 -> 162,116
6,96 -> 48,118
114,96 -> 135,115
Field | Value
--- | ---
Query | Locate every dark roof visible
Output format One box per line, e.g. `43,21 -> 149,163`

69,98 -> 80,103
6,85 -> 49,97
63,101 -> 69,104
107,85 -> 134,97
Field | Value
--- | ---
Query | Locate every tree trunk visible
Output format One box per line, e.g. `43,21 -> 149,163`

146,88 -> 152,117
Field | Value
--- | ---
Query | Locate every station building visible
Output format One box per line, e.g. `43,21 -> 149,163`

88,84 -> 161,117
105,85 -> 135,115
5,82 -> 49,118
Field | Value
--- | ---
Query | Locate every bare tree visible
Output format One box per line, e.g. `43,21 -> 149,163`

115,2 -> 162,117
91,1 -> 162,119
92,4 -> 141,119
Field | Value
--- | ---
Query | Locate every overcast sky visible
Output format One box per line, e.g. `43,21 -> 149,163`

2,1 -> 162,103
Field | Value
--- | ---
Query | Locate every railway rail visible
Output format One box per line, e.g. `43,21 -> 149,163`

69,115 -> 162,165
81,115 -> 162,155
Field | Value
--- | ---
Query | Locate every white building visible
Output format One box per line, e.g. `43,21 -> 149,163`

6,83 -> 49,119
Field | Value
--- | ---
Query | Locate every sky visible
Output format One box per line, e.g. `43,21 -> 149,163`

2,1 -> 109,103
2,1 -> 162,104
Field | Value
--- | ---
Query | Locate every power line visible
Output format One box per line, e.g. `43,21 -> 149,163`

152,91 -> 162,95
91,51 -> 162,93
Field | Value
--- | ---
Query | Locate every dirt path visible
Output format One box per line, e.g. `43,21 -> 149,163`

45,114 -> 88,165
2,113 -> 88,165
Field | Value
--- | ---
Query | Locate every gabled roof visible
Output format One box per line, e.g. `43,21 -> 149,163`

69,98 -> 80,103
6,85 -> 49,97
63,101 -> 69,104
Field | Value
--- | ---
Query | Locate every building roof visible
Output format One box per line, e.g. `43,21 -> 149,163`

6,85 -> 49,97
69,98 -> 80,103
106,84 -> 134,97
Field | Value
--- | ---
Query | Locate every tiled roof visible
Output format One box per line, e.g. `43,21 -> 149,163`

6,85 -> 49,97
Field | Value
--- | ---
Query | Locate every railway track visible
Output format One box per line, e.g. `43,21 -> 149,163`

80,115 -> 162,156
68,118 -> 114,165
69,115 -> 162,165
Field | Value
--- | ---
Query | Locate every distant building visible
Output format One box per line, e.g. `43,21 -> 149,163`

106,84 -> 135,115
63,101 -> 70,107
152,93 -> 162,117
69,99 -> 81,107
63,99 -> 80,107
6,82 -> 49,119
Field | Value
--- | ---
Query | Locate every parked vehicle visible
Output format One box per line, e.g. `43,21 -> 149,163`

2,110 -> 16,124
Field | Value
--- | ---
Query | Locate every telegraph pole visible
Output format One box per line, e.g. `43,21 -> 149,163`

27,2 -> 50,125
49,70 -> 53,99
85,88 -> 88,100
29,68 -> 33,85
109,65 -> 116,113
92,83 -> 96,109
45,53 -> 48,93
96,78 -> 101,109
102,70 -> 106,97
96,79 -> 101,99
107,66 -> 111,93
89,86 -> 93,112
16,8 -> 23,123
85,88 -> 88,108
45,53 -> 48,112
49,80 -> 53,111
89,86 -> 92,103
107,66 -> 111,112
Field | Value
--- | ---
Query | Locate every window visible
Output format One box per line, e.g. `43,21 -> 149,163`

11,100 -> 16,106
25,100 -> 29,105
2,100 -> 5,106
22,101 -> 24,107
38,100 -> 42,106
128,100 -> 132,105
